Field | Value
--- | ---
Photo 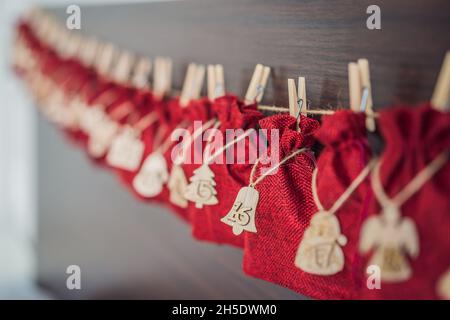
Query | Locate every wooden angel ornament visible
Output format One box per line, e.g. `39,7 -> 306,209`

359,204 -> 419,282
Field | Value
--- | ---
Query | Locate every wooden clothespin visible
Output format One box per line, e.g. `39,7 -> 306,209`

112,50 -> 135,85
431,51 -> 450,112
207,64 -> 225,101
348,58 -> 375,131
153,56 -> 172,99
64,33 -> 82,59
78,37 -> 99,67
288,76 -> 307,131
179,63 -> 205,107
245,64 -> 271,104
132,57 -> 152,89
96,43 -> 118,78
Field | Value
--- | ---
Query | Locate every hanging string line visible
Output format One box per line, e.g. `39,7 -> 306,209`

249,148 -> 311,188
371,150 -> 450,209
312,159 -> 376,215
204,128 -> 255,164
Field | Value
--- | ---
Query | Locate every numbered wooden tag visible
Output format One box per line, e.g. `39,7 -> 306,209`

168,164 -> 189,208
44,89 -> 64,123
132,152 -> 169,197
437,269 -> 450,300
221,186 -> 258,236
106,126 -> 144,171
359,205 -> 419,282
295,211 -> 347,276
87,118 -> 119,158
184,164 -> 219,209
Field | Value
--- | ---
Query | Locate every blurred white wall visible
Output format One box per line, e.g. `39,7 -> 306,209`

0,0 -> 169,300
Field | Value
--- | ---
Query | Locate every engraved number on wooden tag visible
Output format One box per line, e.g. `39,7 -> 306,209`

221,186 -> 259,236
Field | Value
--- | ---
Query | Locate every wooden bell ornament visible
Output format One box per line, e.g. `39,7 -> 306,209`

244,64 -> 271,105
431,51 -> 450,112
153,56 -> 172,99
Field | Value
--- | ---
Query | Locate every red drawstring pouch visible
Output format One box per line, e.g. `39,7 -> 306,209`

163,97 -> 215,221
106,89 -> 160,193
291,110 -> 372,299
236,114 -> 320,297
358,103 -> 450,299
186,95 -> 263,247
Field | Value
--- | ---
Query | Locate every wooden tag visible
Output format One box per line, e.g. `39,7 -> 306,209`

87,118 -> 119,158
79,106 -> 106,134
437,269 -> 450,300
184,164 -> 218,209
359,205 -> 419,282
221,186 -> 258,235
168,164 -> 189,208
295,211 -> 347,276
132,152 -> 169,197
106,126 -> 145,171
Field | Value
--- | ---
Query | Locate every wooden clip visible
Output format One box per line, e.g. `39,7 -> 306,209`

96,43 -> 118,78
207,64 -> 225,101
288,76 -> 307,118
153,56 -> 172,99
112,50 -> 135,85
79,37 -> 99,67
64,33 -> 82,59
180,63 -> 205,107
348,62 -> 362,112
358,58 -> 375,132
245,64 -> 271,104
132,57 -> 152,89
431,51 -> 450,112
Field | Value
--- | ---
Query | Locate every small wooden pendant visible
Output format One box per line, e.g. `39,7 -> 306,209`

359,205 -> 419,282
132,152 -> 169,197
168,164 -> 189,208
295,211 -> 347,276
79,107 -> 105,134
87,118 -> 119,158
106,126 -> 145,171
221,186 -> 258,236
437,269 -> 450,300
184,164 -> 219,209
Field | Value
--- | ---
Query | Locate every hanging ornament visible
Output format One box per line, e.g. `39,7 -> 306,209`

106,126 -> 145,171
132,152 -> 169,197
79,106 -> 105,134
295,162 -> 374,276
437,269 -> 450,300
184,164 -> 219,209
220,186 -> 258,236
168,164 -> 189,208
87,117 -> 119,158
295,211 -> 347,275
359,204 -> 419,282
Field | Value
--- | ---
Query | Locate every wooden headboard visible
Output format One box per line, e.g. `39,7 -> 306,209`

37,0 -> 450,299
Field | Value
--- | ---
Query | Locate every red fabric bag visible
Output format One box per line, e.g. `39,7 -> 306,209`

241,114 -> 320,297
358,103 -> 450,299
295,110 -> 372,299
187,95 -> 262,247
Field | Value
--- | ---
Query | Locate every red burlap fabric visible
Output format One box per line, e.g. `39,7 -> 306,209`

242,114 -> 321,297
188,95 -> 262,247
312,110 -> 372,299
359,103 -> 450,299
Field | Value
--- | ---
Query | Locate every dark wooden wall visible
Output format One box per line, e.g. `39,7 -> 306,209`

38,0 -> 450,299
